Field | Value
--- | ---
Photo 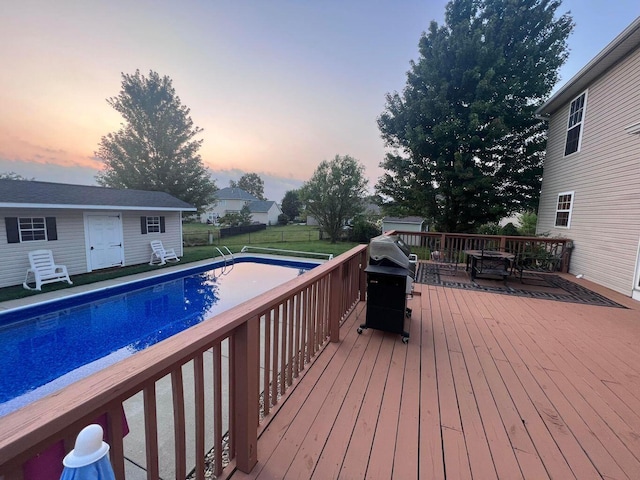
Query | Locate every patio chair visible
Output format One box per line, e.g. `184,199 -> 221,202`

511,251 -> 562,283
149,240 -> 180,266
23,249 -> 73,291
430,249 -> 460,274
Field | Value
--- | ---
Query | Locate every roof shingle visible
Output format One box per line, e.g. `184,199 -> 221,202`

0,179 -> 196,211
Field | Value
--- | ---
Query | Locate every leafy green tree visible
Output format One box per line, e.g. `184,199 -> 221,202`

376,0 -> 573,232
95,70 -> 217,212
349,216 -> 382,243
239,204 -> 253,225
281,189 -> 302,220
218,212 -> 242,227
230,173 -> 265,200
277,213 -> 289,225
518,210 -> 538,236
218,205 -> 252,227
300,155 -> 368,243
477,222 -> 501,235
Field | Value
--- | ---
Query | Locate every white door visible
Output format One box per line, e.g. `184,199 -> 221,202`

86,214 -> 124,271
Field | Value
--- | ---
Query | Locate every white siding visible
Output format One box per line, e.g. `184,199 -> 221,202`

382,221 -> 423,233
0,209 -> 89,289
121,211 -> 183,267
538,47 -> 640,296
1,209 -> 184,289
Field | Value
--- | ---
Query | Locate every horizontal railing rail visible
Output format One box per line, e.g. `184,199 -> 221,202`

390,231 -> 573,273
0,245 -> 368,480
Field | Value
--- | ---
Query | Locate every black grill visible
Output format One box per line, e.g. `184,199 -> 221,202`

357,235 -> 415,343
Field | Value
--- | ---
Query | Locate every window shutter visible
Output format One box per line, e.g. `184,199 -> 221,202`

160,216 -> 166,233
45,217 -> 58,241
141,216 -> 147,234
5,217 -> 19,243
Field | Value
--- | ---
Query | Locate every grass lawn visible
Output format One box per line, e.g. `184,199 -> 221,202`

0,225 -> 361,304
182,222 -> 323,246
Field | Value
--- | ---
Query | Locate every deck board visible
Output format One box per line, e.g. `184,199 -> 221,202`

230,274 -> 640,480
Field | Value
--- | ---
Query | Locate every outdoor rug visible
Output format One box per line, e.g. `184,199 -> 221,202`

414,263 -> 627,308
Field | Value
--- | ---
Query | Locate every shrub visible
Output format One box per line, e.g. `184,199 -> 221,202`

476,222 -> 501,235
518,211 -> 538,236
277,213 -> 289,226
349,218 -> 381,243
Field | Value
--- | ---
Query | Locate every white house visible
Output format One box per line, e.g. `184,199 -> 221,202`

0,179 -> 195,289
200,187 -> 281,224
535,16 -> 640,300
200,187 -> 258,224
248,200 -> 282,225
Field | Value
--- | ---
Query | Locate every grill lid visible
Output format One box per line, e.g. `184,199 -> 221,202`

368,234 -> 413,272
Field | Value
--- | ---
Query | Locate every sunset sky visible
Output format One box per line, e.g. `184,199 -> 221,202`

1,1 -> 639,201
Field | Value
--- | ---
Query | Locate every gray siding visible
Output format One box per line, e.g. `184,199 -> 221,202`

537,47 -> 640,296
1,209 -> 184,289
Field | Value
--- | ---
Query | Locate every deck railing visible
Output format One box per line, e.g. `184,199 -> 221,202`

0,245 -> 368,480
391,231 -> 573,273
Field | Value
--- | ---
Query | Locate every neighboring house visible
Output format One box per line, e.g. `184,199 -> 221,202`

200,187 -> 258,224
0,179 -> 195,289
535,17 -> 640,300
248,200 -> 282,225
200,187 -> 281,224
382,216 -> 427,246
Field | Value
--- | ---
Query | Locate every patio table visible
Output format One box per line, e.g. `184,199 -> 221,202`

464,249 -> 515,280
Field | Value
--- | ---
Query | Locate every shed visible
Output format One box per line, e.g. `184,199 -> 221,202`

382,216 -> 427,246
0,179 -> 195,289
382,216 -> 426,233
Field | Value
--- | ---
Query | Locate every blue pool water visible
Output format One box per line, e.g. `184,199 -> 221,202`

0,256 -> 317,416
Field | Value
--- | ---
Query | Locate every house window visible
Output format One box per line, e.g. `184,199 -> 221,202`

555,192 -> 574,228
564,92 -> 587,156
5,216 -> 58,243
140,216 -> 166,234
19,217 -> 47,241
146,216 -> 161,233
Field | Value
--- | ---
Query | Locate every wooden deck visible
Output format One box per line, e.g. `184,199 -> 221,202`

230,276 -> 640,480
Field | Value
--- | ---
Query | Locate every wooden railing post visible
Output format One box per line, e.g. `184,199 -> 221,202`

359,249 -> 367,301
233,316 -> 259,473
329,266 -> 342,343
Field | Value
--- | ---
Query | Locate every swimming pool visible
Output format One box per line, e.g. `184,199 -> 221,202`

0,256 -> 319,416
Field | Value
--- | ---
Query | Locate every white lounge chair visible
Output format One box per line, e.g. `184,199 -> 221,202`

149,240 -> 180,266
23,249 -> 73,291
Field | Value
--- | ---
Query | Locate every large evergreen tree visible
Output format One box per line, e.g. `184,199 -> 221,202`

95,70 -> 217,211
300,155 -> 368,243
376,0 -> 573,232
